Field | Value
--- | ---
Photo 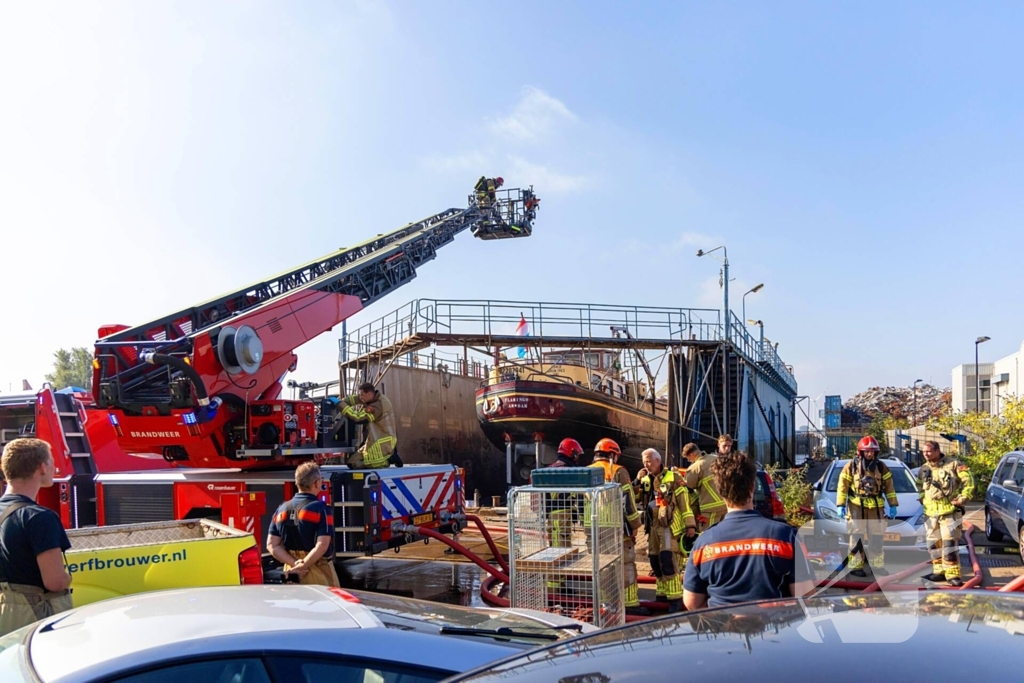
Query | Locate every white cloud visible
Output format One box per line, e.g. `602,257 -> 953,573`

420,150 -> 492,174
488,86 -> 577,141
507,156 -> 590,193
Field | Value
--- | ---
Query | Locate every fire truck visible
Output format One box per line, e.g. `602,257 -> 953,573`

6,181 -> 536,557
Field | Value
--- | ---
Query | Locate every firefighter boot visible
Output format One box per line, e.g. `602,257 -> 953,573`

649,554 -> 666,602
922,572 -> 947,583
388,449 -> 404,468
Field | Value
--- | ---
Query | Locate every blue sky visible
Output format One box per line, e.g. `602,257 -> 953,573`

2,2 -> 1022,424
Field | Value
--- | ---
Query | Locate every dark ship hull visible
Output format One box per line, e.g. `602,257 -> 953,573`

476,379 -> 669,477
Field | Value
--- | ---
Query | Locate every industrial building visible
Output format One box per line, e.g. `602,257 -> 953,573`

951,339 -> 1024,415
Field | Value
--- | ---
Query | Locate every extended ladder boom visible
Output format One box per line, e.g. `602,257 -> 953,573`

91,183 -> 537,468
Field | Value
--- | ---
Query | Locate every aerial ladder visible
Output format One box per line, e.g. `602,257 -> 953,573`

92,181 -> 537,470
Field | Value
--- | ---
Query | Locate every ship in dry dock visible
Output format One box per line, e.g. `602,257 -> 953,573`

476,349 -> 668,479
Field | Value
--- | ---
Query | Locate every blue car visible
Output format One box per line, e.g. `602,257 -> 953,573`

984,450 -> 1024,563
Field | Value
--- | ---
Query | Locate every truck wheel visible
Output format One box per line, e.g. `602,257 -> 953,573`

985,507 -> 1005,542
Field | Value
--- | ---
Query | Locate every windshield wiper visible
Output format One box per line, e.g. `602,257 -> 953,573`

438,626 -> 561,641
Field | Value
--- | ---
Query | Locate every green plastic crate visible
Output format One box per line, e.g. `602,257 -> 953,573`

530,467 -> 605,488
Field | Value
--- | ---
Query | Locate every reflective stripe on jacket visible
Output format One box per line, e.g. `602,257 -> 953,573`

918,456 -> 975,517
343,392 -> 397,465
684,454 -> 728,518
640,468 -> 695,538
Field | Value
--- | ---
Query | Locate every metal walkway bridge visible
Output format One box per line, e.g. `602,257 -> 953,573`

339,299 -> 796,393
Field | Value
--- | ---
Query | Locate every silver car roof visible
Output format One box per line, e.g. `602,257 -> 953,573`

31,585 -> 510,682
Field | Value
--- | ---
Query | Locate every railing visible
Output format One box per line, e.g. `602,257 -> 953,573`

340,299 -> 796,392
340,299 -> 724,360
728,312 -> 796,390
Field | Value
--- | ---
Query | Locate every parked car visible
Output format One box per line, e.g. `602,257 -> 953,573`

753,467 -> 786,521
0,584 -> 589,683
810,457 -> 925,550
984,450 -> 1024,563
447,592 -> 1024,682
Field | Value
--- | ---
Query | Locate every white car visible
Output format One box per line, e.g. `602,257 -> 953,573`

0,585 -> 591,683
809,457 -> 927,552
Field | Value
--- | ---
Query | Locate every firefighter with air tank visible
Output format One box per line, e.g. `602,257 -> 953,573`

836,436 -> 898,578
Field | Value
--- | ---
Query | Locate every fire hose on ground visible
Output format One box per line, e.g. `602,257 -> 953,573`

443,514 -> 1013,624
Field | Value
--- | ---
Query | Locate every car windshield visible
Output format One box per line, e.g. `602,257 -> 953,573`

348,591 -> 578,645
825,461 -> 918,493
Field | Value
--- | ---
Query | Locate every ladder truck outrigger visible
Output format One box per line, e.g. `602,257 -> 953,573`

50,180 -> 535,557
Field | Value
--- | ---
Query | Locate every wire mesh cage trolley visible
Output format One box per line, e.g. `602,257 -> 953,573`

508,482 -> 624,628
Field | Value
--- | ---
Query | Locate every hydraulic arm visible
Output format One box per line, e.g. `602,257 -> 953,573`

92,182 -> 537,468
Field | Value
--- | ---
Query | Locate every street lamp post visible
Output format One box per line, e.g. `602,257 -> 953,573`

742,283 -> 764,332
912,378 -> 923,427
975,336 -> 991,413
697,246 -> 731,435
747,319 -> 764,360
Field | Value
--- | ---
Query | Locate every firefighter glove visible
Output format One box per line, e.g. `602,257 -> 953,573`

888,505 -> 898,519
836,505 -> 846,519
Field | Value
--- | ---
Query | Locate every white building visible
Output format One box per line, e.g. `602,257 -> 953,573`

951,339 -> 1024,415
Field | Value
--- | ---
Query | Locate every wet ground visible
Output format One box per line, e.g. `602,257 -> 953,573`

334,504 -> 1023,610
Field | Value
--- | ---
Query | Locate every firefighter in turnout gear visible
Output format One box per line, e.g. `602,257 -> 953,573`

474,175 -> 503,209
685,436 -> 730,533
339,382 -> 402,469
634,448 -> 694,612
589,438 -> 645,616
835,436 -> 898,577
543,439 -> 584,549
918,440 -> 975,586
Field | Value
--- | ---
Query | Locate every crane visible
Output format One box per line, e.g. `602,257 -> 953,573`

92,181 -> 538,469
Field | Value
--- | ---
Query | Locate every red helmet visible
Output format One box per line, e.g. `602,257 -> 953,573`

557,438 -> 584,460
594,438 -> 621,457
495,177 -> 504,186
857,436 -> 880,453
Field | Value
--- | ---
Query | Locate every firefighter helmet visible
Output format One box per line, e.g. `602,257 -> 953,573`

857,436 -> 880,453
495,177 -> 504,187
594,438 -> 621,457
557,438 -> 584,460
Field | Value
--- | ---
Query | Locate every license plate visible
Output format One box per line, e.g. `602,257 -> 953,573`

884,533 -> 900,542
412,512 -> 435,526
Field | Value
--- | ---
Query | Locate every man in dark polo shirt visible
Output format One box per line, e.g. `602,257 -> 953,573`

267,462 -> 339,587
1,438 -> 73,636
684,451 -> 815,609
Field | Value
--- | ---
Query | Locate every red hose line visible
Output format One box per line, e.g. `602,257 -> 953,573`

999,572 -> 1024,593
464,515 -> 510,574
638,575 -> 657,584
480,573 -> 510,607
959,524 -> 983,590
410,526 -> 510,583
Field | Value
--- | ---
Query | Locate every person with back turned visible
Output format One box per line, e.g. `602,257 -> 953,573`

685,435 -> 730,533
683,451 -> 815,609
267,462 -> 340,587
0,439 -> 73,636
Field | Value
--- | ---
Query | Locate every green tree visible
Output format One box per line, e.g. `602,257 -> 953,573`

927,396 -> 1024,495
45,347 -> 93,391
